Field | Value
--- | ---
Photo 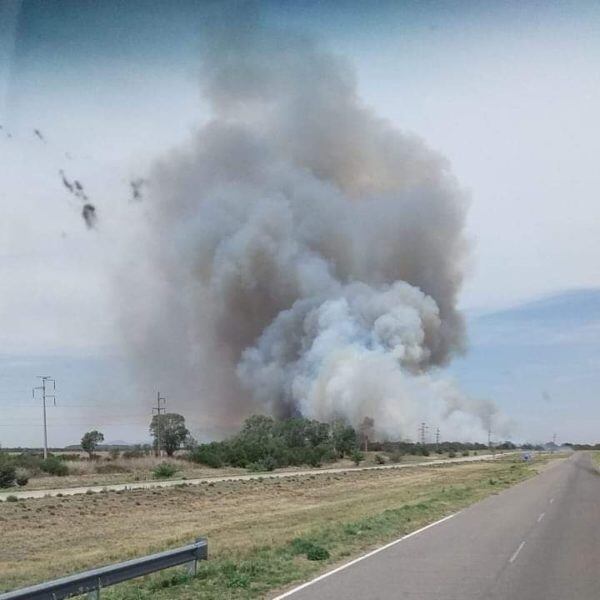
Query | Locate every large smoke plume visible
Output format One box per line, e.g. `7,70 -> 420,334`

119,11 -> 504,440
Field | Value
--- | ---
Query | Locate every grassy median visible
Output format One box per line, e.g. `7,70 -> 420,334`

0,456 -> 548,598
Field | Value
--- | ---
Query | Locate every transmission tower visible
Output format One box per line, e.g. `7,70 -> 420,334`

152,391 -> 167,456
419,422 -> 428,446
32,376 -> 56,459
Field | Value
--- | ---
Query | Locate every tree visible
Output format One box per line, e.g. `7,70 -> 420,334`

332,421 -> 358,457
358,417 -> 375,452
150,413 -> 189,457
81,430 -> 104,459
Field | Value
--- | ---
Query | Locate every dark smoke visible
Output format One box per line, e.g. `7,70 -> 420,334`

118,12 -> 506,440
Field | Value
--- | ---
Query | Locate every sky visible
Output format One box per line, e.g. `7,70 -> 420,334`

1,0 -> 600,446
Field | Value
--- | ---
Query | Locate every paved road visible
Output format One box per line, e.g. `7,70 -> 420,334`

277,452 -> 599,600
0,453 -> 512,501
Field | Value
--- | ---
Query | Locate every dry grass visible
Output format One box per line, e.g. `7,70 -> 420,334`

8,450 -> 479,492
0,456 -> 540,595
13,456 -> 245,490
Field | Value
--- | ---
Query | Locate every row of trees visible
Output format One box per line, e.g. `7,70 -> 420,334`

78,413 -> 190,459
188,415 -> 359,470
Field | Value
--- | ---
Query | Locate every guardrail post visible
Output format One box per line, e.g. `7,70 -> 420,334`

86,587 -> 99,600
186,537 -> 208,577
185,560 -> 197,577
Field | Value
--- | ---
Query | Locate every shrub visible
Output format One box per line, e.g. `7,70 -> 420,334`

420,448 -> 430,456
247,456 -> 277,472
351,450 -> 364,466
259,456 -> 277,471
374,454 -> 386,465
187,444 -> 224,468
41,457 -> 69,476
448,451 -> 456,458
15,469 -> 29,487
388,451 -> 403,463
306,545 -> 330,561
0,463 -> 16,488
462,450 -> 470,457
290,539 -> 330,561
5,495 -> 18,502
153,463 -> 177,479
109,449 -> 121,460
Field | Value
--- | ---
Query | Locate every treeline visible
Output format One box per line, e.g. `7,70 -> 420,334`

369,440 -> 490,456
188,415 -> 359,470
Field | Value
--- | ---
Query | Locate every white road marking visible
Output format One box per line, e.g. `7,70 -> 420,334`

549,497 -> 554,504
271,513 -> 458,599
509,541 -> 526,563
537,512 -> 545,522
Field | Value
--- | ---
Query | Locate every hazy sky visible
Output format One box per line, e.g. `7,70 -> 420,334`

1,0 -> 600,446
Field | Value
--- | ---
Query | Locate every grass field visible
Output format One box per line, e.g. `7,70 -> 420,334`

0,454 -> 555,598
1,451 -> 474,492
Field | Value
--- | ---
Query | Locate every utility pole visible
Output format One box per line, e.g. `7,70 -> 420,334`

419,422 -> 428,446
435,427 -> 440,451
152,391 -> 166,457
32,376 -> 55,459
552,432 -> 557,453
488,424 -> 495,455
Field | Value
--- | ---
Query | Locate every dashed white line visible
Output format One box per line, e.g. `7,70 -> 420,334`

537,512 -> 545,523
549,497 -> 554,504
272,513 -> 457,599
509,541 -> 526,564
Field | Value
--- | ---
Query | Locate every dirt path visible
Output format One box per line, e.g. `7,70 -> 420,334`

0,452 -> 512,501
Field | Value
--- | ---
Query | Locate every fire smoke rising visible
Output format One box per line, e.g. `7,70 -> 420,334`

121,13 -> 505,441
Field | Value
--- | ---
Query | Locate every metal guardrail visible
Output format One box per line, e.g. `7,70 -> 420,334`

0,538 -> 208,600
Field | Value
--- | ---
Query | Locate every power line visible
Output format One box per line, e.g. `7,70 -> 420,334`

32,376 -> 56,459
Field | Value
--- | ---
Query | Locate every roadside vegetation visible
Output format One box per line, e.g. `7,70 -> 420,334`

0,414 -> 512,492
0,455 -> 555,597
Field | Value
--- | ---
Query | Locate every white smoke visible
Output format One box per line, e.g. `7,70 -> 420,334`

119,9 -> 507,441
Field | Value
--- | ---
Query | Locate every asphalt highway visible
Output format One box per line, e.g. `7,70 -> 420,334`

277,452 -> 600,600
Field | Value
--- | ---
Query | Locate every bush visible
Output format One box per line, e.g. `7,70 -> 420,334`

247,456 -> 277,472
448,451 -> 456,458
153,463 -> 177,479
0,463 -> 16,488
420,448 -> 430,456
351,450 -> 364,466
187,444 -> 224,468
41,457 -> 69,476
374,454 -> 386,465
290,538 -> 330,561
388,451 -> 403,463
462,450 -> 470,457
306,545 -> 330,561
109,449 -> 121,460
5,495 -> 18,502
15,469 -> 29,487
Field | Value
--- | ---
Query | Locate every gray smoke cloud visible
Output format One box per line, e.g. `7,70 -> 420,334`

119,12 -> 507,441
